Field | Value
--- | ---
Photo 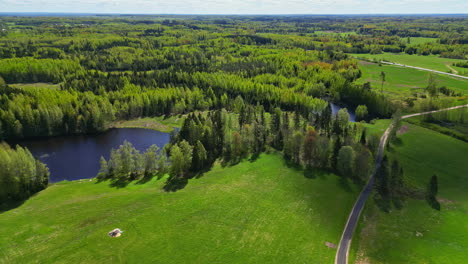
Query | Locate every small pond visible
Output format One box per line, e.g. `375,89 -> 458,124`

10,128 -> 172,183
330,102 -> 356,122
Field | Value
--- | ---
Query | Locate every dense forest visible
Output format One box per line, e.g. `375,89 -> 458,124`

0,15 -> 466,201
1,15 -> 466,141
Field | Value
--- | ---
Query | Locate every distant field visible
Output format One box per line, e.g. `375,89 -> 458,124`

0,154 -> 359,263
354,124 -> 468,264
313,30 -> 357,36
357,61 -> 468,97
401,37 -> 439,46
9,82 -> 61,90
351,53 -> 467,73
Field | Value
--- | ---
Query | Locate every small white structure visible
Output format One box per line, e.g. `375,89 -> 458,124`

108,228 -> 123,237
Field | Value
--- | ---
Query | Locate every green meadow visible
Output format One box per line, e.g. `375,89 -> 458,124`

401,37 -> 439,46
0,154 -> 360,264
111,115 -> 185,133
356,61 -> 468,98
351,53 -> 466,73
354,124 -> 468,264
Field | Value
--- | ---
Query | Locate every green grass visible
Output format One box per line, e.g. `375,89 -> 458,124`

313,31 -> 357,36
357,61 -> 468,98
9,82 -> 61,90
363,119 -> 392,136
351,53 -> 466,73
401,37 -> 439,46
405,109 -> 468,142
0,154 -> 360,263
354,124 -> 468,264
111,115 -> 185,133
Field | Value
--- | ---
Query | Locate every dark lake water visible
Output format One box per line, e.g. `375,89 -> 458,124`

10,128 -> 172,183
330,103 -> 356,122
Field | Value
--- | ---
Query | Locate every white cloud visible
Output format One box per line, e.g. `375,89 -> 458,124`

0,0 -> 466,14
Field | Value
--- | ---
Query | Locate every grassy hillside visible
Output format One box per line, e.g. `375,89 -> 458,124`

354,124 -> 468,264
351,53 -> 466,73
0,154 -> 359,264
357,61 -> 468,98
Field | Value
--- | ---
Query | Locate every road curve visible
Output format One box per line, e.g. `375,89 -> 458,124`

334,104 -> 468,264
381,61 -> 468,80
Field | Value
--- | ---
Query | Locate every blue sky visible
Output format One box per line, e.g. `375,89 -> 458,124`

0,0 -> 467,14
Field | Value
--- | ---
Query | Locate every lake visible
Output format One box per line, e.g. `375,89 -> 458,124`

10,128 -> 172,183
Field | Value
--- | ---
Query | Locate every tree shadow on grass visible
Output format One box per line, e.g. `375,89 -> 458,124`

392,197 -> 404,210
136,174 -> 155,185
109,178 -> 131,188
0,190 -> 44,213
163,177 -> 188,192
193,164 -> 214,179
0,199 -> 27,213
303,168 -> 317,179
392,137 -> 404,146
338,176 -> 353,193
427,195 -> 441,211
283,158 -> 303,172
249,152 -> 261,162
387,138 -> 404,153
374,194 -> 392,213
303,167 -> 329,180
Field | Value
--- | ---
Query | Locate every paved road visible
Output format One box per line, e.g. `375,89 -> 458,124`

381,61 -> 468,80
334,104 -> 468,264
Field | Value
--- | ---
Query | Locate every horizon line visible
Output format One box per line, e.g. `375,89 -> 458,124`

0,12 -> 467,16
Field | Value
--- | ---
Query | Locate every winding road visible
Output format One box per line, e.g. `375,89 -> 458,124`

334,104 -> 468,264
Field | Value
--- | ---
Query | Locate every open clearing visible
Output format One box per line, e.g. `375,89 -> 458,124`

0,154 -> 359,264
351,53 -> 467,74
356,62 -> 468,98
111,116 -> 184,133
354,124 -> 468,264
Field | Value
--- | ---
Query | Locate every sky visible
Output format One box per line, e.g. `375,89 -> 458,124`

0,0 -> 467,15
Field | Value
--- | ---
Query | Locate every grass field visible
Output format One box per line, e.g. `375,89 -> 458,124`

111,115 -> 184,133
401,37 -> 439,46
357,61 -> 468,98
0,154 -> 360,264
363,119 -> 392,136
354,124 -> 468,264
351,53 -> 466,73
9,82 -> 61,90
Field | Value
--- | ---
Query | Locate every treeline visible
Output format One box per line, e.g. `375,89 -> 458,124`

453,61 -> 468,68
169,106 -> 376,184
0,142 -> 49,202
97,142 -> 168,181
0,57 -> 83,83
97,106 -> 377,189
0,85 -> 114,139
